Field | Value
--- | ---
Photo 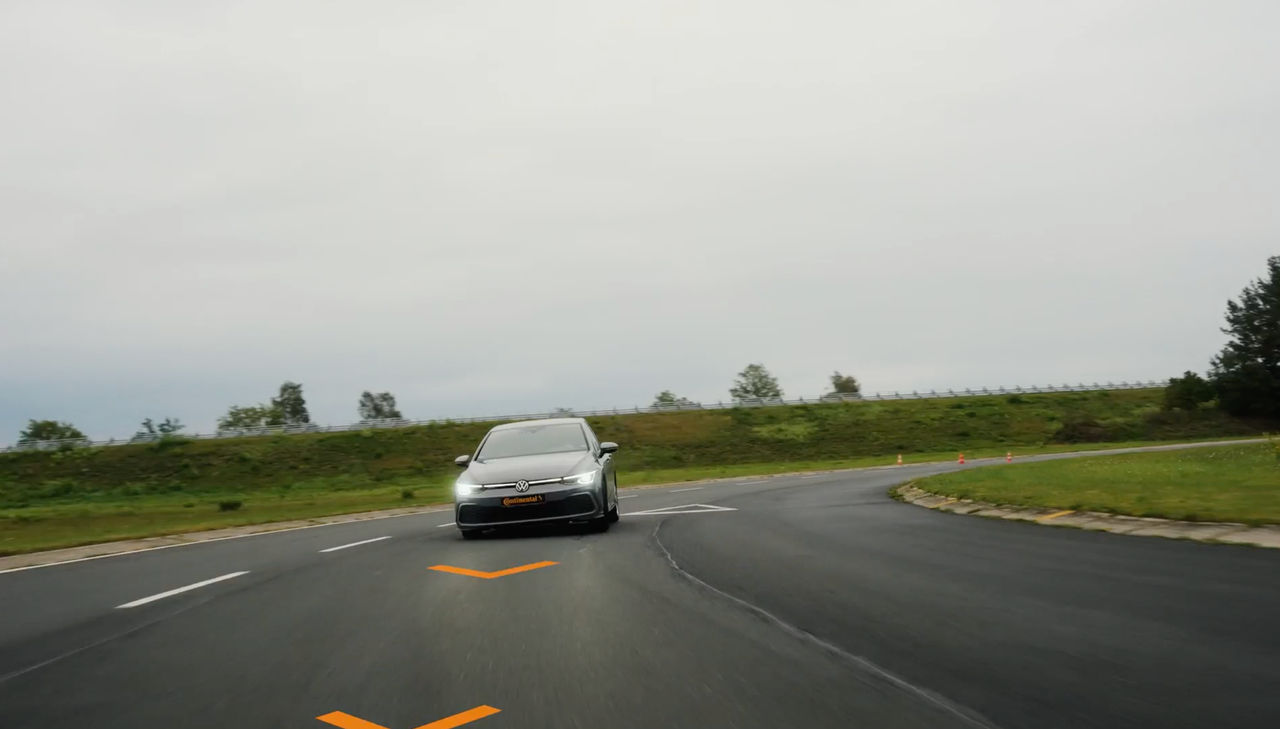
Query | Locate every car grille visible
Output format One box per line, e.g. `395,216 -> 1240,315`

459,493 -> 597,525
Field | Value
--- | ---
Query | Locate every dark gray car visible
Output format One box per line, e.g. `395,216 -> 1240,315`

452,418 -> 619,538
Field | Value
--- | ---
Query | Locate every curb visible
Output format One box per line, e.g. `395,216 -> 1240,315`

895,483 -> 1280,549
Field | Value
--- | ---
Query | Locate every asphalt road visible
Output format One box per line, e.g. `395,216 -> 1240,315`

2,449 -> 1278,729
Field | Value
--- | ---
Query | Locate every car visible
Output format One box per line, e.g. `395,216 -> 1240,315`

452,417 -> 619,538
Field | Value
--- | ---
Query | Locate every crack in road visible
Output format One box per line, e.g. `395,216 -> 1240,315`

651,521 -> 1002,729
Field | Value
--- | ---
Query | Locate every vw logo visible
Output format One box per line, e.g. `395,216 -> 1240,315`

514,479 -> 530,492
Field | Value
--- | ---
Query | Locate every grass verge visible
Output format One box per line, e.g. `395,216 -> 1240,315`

915,441 -> 1280,525
3,438 -> 1261,555
0,477 -> 454,555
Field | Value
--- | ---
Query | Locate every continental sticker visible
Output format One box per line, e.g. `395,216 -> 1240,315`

502,495 -> 544,507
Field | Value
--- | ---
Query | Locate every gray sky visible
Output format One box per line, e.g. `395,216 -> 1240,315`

2,0 -> 1277,441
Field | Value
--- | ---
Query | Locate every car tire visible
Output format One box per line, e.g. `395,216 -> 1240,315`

591,481 -> 613,532
460,529 -> 482,540
608,473 -> 620,523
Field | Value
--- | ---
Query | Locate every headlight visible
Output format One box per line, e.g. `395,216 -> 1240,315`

455,480 -> 477,496
562,470 -> 597,486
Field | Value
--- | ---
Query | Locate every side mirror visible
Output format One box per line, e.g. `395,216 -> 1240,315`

599,442 -> 619,455
454,455 -> 471,467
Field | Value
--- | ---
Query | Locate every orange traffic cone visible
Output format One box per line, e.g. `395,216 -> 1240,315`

958,453 -> 966,464
897,454 -> 903,466
1006,451 -> 1012,463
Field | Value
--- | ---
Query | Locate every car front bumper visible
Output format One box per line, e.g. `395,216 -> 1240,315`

455,486 -> 603,528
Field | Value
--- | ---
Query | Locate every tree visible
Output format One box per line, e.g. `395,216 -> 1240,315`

271,381 -> 310,425
146,417 -> 184,435
729,363 -> 783,400
1210,256 -> 1280,418
217,381 -> 309,433
135,417 -> 185,440
652,390 -> 695,407
1163,372 -> 1215,411
358,391 -> 403,421
17,420 -> 86,444
217,404 -> 282,432
829,371 -> 861,395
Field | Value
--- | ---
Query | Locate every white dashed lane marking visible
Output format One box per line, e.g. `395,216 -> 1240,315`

116,572 -> 250,609
319,536 -> 392,553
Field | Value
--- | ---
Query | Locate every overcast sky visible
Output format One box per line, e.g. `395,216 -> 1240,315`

2,0 -> 1277,441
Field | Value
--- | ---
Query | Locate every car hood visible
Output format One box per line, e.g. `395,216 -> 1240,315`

465,451 -> 595,484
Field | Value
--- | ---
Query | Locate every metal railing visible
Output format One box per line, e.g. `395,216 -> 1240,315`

0,380 -> 1164,453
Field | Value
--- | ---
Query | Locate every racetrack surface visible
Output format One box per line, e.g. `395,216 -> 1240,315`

2,448 -> 1278,728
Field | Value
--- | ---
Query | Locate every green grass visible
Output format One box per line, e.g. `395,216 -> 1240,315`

916,441 -> 1280,525
0,475 -> 455,555
0,389 -> 1271,554
1,438 -> 1265,555
621,439 -> 1259,486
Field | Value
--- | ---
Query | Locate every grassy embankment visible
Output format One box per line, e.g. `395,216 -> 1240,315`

915,440 -> 1280,525
0,389 -> 1267,554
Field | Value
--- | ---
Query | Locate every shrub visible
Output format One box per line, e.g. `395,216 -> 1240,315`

750,423 -> 816,441
401,488 -> 415,499
148,436 -> 193,453
1006,395 -> 1026,404
218,500 -> 243,511
1164,372 -> 1215,411
1052,415 -> 1109,443
1143,408 -> 1189,428
38,480 -> 77,499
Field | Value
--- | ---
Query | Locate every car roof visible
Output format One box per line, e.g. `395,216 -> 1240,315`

489,417 -> 587,432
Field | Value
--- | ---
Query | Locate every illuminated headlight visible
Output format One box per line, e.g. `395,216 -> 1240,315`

455,480 -> 478,496
562,470 -> 598,486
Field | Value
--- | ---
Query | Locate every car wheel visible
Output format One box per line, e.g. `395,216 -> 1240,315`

460,529 -> 482,540
608,473 -> 620,523
590,482 -> 613,532
589,498 -> 611,533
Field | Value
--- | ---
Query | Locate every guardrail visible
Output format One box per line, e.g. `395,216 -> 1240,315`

1,379 -> 1164,453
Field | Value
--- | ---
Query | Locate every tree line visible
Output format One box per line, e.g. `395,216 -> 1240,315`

650,367 -> 859,407
15,365 -> 862,444
34,251 -> 1280,448
14,384 -> 406,445
215,383 -> 404,430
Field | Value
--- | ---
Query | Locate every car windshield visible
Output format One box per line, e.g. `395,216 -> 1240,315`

476,423 -> 588,461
